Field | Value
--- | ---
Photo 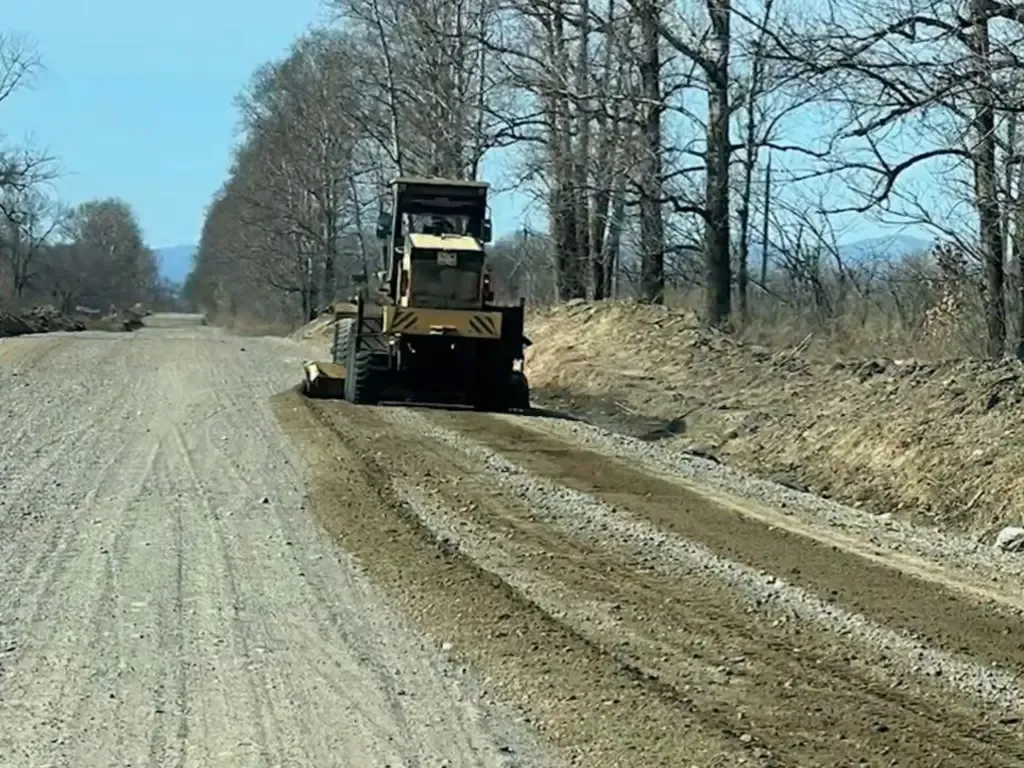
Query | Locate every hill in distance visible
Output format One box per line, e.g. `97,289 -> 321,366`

150,234 -> 933,287
154,244 -> 197,285
746,234 -> 935,265
839,234 -> 934,262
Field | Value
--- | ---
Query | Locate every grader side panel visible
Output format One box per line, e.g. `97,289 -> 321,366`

382,306 -> 503,339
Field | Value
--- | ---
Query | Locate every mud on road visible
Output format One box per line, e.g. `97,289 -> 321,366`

277,389 -> 1024,768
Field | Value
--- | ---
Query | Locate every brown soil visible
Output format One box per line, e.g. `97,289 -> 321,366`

272,390 -> 1024,767
525,300 -> 1024,534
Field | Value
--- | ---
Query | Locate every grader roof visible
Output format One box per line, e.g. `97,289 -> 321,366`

391,176 -> 489,190
407,233 -> 483,252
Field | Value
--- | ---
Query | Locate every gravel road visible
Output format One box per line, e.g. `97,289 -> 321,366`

9,314 -> 1024,767
0,315 -> 549,768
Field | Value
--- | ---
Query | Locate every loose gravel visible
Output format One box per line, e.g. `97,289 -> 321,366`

0,318 -> 550,768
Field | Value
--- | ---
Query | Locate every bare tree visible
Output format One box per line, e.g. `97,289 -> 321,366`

67,198 -> 157,307
0,187 -> 68,298
763,0 -> 1024,356
0,34 -> 56,195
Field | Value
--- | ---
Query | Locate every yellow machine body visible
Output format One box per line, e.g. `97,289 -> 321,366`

300,175 -> 530,410
381,305 -> 502,339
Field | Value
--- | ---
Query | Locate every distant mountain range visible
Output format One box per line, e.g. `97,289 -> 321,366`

150,234 -> 936,286
154,244 -> 196,285
744,234 -> 935,267
836,234 -> 934,262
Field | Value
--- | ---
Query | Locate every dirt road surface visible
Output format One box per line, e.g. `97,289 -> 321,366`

7,314 -> 1024,767
0,315 -> 549,768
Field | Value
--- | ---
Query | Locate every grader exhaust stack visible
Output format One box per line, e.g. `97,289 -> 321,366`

301,176 -> 531,411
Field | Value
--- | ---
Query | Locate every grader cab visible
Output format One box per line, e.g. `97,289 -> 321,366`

301,176 -> 531,411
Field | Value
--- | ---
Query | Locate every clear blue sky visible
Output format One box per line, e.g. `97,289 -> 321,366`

1,0 -> 533,252
1,0 -> 331,249
1,0 -> 933,256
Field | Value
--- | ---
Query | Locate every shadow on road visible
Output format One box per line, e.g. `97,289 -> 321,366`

375,400 -> 585,423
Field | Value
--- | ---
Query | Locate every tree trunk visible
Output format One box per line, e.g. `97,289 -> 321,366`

606,176 -> 627,298
1014,160 -> 1024,357
704,0 -> 732,326
546,2 -> 584,301
760,152 -> 772,286
576,0 -> 594,298
637,0 -> 665,304
322,176 -> 337,305
970,1 -> 1005,358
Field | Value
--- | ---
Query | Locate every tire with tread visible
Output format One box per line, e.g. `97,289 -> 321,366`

347,348 -> 379,404
508,371 -> 530,410
343,320 -> 380,404
331,318 -> 352,363
473,371 -> 528,413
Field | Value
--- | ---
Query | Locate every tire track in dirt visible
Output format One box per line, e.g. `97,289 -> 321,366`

162,420 -> 281,765
279,391 -> 766,767
193,344 -> 402,761
0,425 -> 165,766
195,346 -> 539,767
280,392 -> 1024,767
0,341 -> 149,629
0,335 -> 182,767
0,334 -> 67,367
0,339 -> 129,465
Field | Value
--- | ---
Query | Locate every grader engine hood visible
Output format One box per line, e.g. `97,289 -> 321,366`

400,231 -> 489,314
406,232 -> 483,256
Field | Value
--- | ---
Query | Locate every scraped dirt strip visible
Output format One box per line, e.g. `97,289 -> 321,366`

276,389 -> 747,768
431,411 -> 1024,672
403,409 -> 1022,693
521,412 -> 1024,600
382,409 -> 1024,760
280,394 -> 1024,767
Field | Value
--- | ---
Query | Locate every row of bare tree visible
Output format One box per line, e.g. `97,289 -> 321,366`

0,34 -> 172,314
187,0 -> 1024,358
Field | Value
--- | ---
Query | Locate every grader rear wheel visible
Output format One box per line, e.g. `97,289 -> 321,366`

331,318 -> 352,364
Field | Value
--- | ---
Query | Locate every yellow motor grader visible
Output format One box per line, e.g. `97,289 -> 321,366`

301,175 -> 531,411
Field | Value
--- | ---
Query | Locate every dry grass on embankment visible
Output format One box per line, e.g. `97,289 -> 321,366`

525,300 -> 1024,536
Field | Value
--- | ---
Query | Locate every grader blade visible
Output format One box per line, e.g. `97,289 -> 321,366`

301,360 -> 347,399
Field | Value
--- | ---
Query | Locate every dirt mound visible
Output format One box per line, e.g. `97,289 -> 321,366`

290,309 -> 339,342
0,305 -> 87,337
525,299 -> 1024,534
0,304 -> 152,338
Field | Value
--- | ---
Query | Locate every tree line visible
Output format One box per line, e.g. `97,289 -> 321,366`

187,0 -> 1024,359
0,33 -> 174,315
